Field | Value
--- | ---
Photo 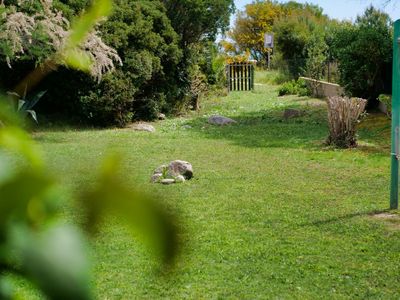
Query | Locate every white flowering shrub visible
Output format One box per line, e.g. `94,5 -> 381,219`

0,0 -> 121,81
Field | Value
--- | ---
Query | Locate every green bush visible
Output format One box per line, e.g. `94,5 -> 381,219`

278,80 -> 297,96
378,94 -> 392,118
332,7 -> 392,104
278,79 -> 311,96
1,0 -> 235,126
79,72 -> 135,127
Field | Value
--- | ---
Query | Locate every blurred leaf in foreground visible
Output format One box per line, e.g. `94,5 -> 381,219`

81,154 -> 180,266
0,127 -> 43,168
66,0 -> 113,49
8,224 -> 92,300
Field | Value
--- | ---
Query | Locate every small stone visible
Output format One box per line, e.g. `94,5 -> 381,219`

129,123 -> 155,132
161,179 -> 175,185
154,165 -> 167,174
182,125 -> 192,129
208,115 -> 237,125
158,113 -> 166,120
175,175 -> 186,183
151,173 -> 163,183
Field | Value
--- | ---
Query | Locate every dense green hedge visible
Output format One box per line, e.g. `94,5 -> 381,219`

0,0 -> 233,127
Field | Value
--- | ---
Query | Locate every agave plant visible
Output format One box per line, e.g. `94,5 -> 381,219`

8,90 -> 46,123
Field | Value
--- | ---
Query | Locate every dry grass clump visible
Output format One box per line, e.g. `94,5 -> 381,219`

326,96 -> 367,148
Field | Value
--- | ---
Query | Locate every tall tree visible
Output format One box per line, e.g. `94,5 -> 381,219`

162,0 -> 235,48
332,6 -> 392,102
272,2 -> 329,76
228,0 -> 283,62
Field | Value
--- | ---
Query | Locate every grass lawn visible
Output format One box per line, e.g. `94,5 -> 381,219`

15,71 -> 400,299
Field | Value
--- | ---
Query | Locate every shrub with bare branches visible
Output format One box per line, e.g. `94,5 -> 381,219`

326,96 -> 367,148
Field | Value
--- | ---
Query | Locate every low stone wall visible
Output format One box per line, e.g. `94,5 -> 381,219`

299,77 -> 344,98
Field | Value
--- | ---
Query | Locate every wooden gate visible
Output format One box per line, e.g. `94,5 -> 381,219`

226,63 -> 255,91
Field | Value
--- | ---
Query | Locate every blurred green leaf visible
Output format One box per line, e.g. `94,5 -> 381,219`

0,170 -> 55,229
9,224 -> 92,300
0,98 -> 22,127
81,154 -> 179,265
0,151 -> 16,183
0,277 -> 14,300
62,48 -> 92,72
66,0 -> 113,47
62,0 -> 113,72
0,127 -> 43,168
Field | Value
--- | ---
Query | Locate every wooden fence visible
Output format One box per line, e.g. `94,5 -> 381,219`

226,63 -> 255,91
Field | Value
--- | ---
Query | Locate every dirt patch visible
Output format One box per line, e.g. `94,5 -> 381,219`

372,213 -> 398,219
371,212 -> 400,231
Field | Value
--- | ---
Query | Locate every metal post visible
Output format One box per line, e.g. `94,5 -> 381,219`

390,20 -> 400,209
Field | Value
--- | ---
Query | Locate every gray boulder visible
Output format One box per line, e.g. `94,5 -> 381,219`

208,115 -> 237,125
129,123 -> 156,132
151,160 -> 193,184
168,160 -> 193,179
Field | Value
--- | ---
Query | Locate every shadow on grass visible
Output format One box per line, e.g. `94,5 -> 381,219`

32,132 -> 69,144
186,106 -> 390,155
186,106 -> 329,150
300,209 -> 390,227
356,113 -> 391,156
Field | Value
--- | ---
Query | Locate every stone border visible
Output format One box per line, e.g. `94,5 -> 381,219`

299,77 -> 344,98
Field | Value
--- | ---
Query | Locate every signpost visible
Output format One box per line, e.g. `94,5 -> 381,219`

264,33 -> 274,69
390,20 -> 400,209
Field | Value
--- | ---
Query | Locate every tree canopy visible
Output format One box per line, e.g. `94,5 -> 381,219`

332,6 -> 392,101
162,0 -> 235,47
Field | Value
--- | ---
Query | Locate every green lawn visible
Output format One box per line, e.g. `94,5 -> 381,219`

17,73 -> 400,299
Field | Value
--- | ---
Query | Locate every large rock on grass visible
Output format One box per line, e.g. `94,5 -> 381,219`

151,160 -> 193,184
168,160 -> 193,179
208,115 -> 237,125
129,123 -> 155,132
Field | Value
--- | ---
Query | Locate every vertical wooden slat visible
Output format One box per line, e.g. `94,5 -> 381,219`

240,64 -> 244,90
246,64 -> 248,90
251,64 -> 254,90
244,64 -> 247,90
248,64 -> 250,90
236,64 -> 239,91
238,64 -> 241,91
247,64 -> 250,90
229,65 -> 232,91
233,64 -> 236,91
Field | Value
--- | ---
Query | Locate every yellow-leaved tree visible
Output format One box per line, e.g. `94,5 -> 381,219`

226,0 -> 284,63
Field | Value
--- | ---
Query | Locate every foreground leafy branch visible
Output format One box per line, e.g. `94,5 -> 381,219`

0,0 -> 179,298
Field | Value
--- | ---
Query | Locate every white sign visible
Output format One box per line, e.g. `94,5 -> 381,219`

264,33 -> 274,49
